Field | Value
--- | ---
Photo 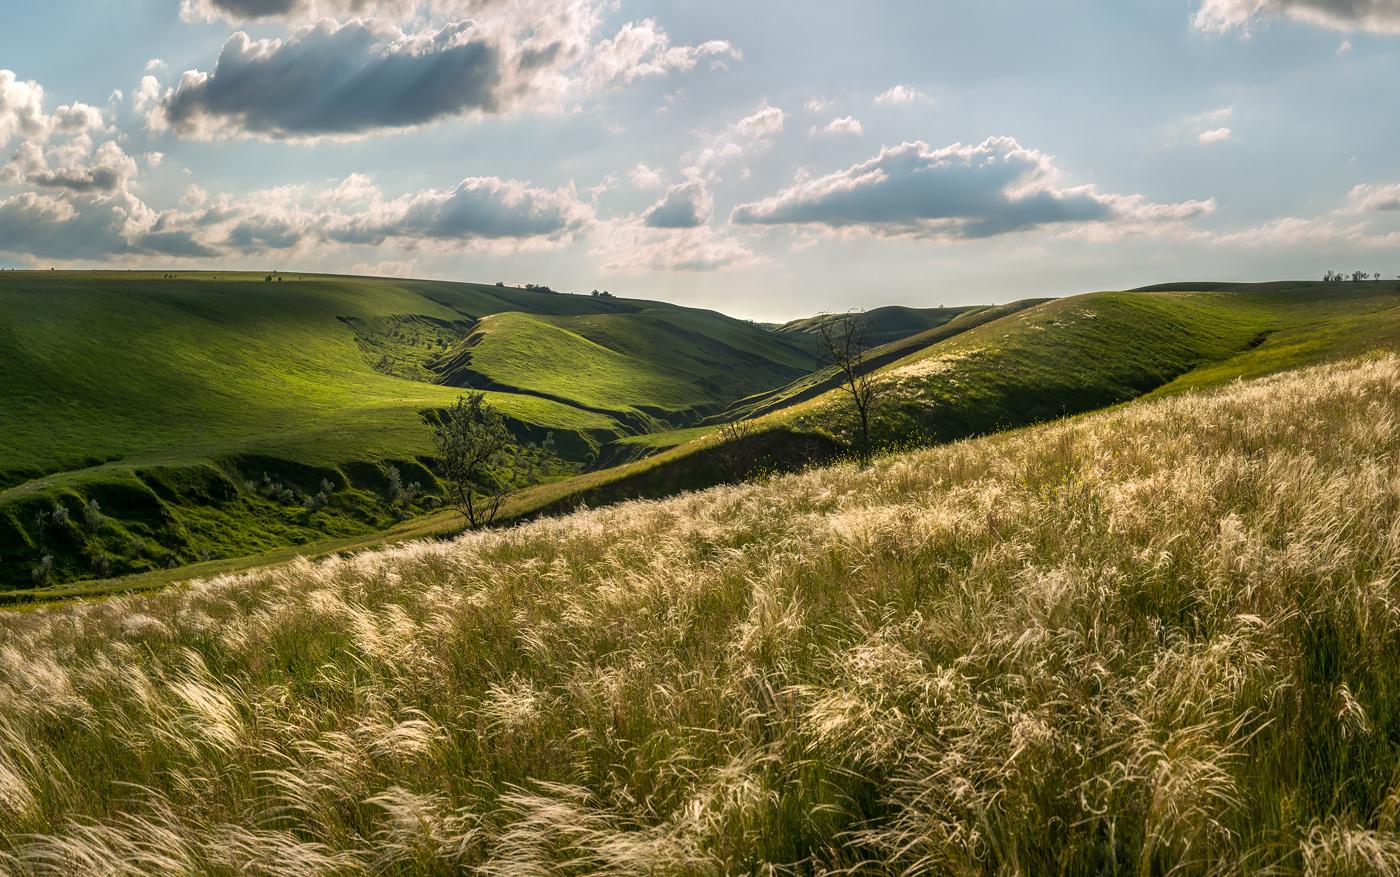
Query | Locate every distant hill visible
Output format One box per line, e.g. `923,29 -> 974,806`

5,274 -> 1399,596
0,271 -> 820,588
500,280 -> 1400,526
776,304 -> 981,349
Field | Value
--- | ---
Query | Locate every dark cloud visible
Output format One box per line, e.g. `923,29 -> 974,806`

132,230 -> 223,258
157,20 -> 507,139
323,176 -> 590,244
200,0 -> 305,17
182,0 -> 422,23
226,217 -> 304,251
643,180 -> 710,229
0,193 -> 131,260
1195,0 -> 1400,33
30,167 -> 125,193
731,137 -> 1209,240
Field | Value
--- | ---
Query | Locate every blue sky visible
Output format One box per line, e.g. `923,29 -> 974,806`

1,0 -> 1397,319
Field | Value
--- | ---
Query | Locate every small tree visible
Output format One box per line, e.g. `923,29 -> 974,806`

432,394 -> 558,529
433,394 -> 513,528
815,310 -> 881,466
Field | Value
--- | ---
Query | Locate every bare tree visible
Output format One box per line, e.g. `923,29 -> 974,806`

714,418 -> 761,476
816,311 -> 881,465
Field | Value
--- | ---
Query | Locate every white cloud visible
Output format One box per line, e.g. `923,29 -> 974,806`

810,115 -> 863,137
734,104 -> 786,139
732,136 -> 1215,240
1345,180 -> 1400,212
1174,107 -> 1234,146
0,71 -> 52,147
686,103 -> 787,172
1193,0 -> 1400,34
874,84 -> 925,105
587,19 -> 740,86
629,163 -> 664,189
16,140 -> 139,194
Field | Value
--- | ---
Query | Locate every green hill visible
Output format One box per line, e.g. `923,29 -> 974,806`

435,308 -> 816,428
777,303 -> 981,349
1,352 -> 1396,871
5,274 -> 1398,597
502,281 -> 1400,525
0,271 -> 820,588
768,281 -> 1400,450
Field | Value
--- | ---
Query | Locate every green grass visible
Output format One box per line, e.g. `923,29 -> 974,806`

6,274 -> 1397,597
793,281 -> 1400,449
503,282 -> 1400,550
0,271 -> 818,589
436,309 -> 818,426
2,354 -> 1398,872
727,300 -> 1044,420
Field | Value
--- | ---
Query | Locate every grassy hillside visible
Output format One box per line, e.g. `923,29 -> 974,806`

777,303 -> 982,348
1,354 -> 1397,872
791,281 -> 1400,448
436,309 -> 816,427
0,271 -> 819,588
726,300 -> 1045,421
503,281 -> 1400,537
10,278 -> 1398,600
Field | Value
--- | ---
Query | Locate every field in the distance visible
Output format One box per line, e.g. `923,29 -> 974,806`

1,353 -> 1396,873
0,271 -> 825,589
5,274 -> 1398,599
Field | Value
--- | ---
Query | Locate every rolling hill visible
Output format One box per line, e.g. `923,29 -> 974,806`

776,303 -> 983,348
1,352 -> 1395,872
4,274 -> 1398,597
0,271 -> 821,588
496,280 -> 1400,527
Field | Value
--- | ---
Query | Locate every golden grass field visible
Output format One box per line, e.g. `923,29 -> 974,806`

2,353 -> 1398,874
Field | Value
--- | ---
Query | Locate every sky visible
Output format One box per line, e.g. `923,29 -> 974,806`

0,0 -> 1398,320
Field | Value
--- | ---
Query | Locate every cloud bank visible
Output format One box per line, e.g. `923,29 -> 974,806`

148,3 -> 739,142
731,137 -> 1214,240
150,20 -> 510,140
1194,0 -> 1400,34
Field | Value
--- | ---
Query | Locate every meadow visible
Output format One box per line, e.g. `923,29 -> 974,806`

1,352 -> 1397,873
0,272 -> 821,589
7,275 -> 1398,601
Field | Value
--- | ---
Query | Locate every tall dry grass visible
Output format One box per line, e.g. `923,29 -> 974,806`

2,354 -> 1399,875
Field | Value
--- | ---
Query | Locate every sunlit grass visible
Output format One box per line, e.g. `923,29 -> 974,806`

1,353 -> 1398,872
